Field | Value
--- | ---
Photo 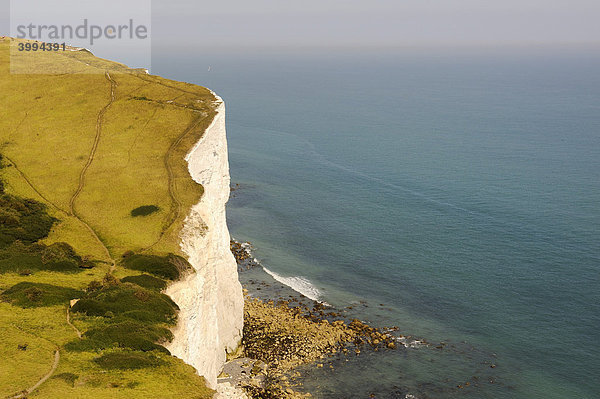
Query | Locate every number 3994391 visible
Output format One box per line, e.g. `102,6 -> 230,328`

17,42 -> 66,52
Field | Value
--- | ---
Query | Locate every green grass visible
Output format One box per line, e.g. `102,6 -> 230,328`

0,318 -> 58,395
0,37 -> 217,398
94,351 -> 166,370
1,37 -> 215,257
52,372 -> 79,387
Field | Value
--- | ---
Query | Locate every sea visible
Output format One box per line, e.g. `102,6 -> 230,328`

153,46 -> 600,398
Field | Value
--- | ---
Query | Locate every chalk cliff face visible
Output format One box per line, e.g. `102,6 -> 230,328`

166,97 -> 244,388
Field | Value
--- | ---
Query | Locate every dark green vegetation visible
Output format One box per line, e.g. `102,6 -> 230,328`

0,38 -> 216,396
121,253 -> 190,280
72,282 -> 178,324
94,351 -> 166,370
0,154 -> 5,194
65,320 -> 172,354
0,241 -> 89,274
1,282 -> 83,308
131,205 -> 160,217
65,256 -> 182,371
0,169 -> 179,378
0,192 -> 56,247
0,181 -> 89,275
121,274 -> 167,291
62,270 -> 179,378
0,177 -> 89,309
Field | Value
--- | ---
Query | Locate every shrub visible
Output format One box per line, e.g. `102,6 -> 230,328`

86,280 -> 103,293
0,194 -> 56,248
44,259 -> 81,272
0,242 -> 83,274
94,351 -> 165,370
121,254 -> 190,280
116,310 -> 166,323
39,242 -> 85,272
41,242 -> 82,264
1,282 -> 83,308
130,205 -> 160,217
134,289 -> 151,302
25,286 -> 43,302
65,321 -> 172,354
102,273 -> 120,287
121,274 -> 167,291
71,284 -> 178,324
0,251 -> 43,274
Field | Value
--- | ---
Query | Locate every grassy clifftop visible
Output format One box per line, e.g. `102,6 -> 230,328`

0,37 -> 217,398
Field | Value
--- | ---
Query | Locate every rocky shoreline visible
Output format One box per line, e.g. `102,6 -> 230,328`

230,240 -> 261,271
226,240 -> 402,398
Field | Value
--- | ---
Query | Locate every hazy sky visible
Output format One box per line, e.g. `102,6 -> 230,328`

1,0 -> 599,49
150,0 -> 600,48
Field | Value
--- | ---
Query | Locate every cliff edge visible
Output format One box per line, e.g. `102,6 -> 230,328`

166,96 -> 244,388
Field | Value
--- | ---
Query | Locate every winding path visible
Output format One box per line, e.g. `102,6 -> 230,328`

4,65 -> 213,397
66,306 -> 82,339
8,349 -> 60,399
5,72 -> 117,398
69,71 -> 116,217
55,52 -> 213,252
142,114 -> 205,252
2,154 -> 64,213
67,71 -> 117,270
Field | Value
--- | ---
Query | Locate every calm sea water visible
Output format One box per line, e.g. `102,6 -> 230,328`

154,47 -> 600,398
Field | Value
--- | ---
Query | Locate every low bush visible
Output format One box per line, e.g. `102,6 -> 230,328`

121,274 -> 167,291
41,241 -> 82,264
130,205 -> 160,217
65,321 -> 172,353
86,280 -> 103,293
0,193 -> 56,248
71,284 -> 178,324
0,250 -> 44,274
121,254 -> 190,280
0,242 -> 85,274
1,282 -> 83,307
114,309 -> 167,324
94,351 -> 165,370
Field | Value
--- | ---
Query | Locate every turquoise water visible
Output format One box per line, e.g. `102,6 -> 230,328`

154,48 -> 600,398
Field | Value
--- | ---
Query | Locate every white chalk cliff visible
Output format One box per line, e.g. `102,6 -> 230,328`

166,96 -> 244,388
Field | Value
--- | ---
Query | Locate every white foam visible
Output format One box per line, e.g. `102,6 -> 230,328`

262,267 -> 322,303
396,336 -> 426,349
231,239 -> 328,304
